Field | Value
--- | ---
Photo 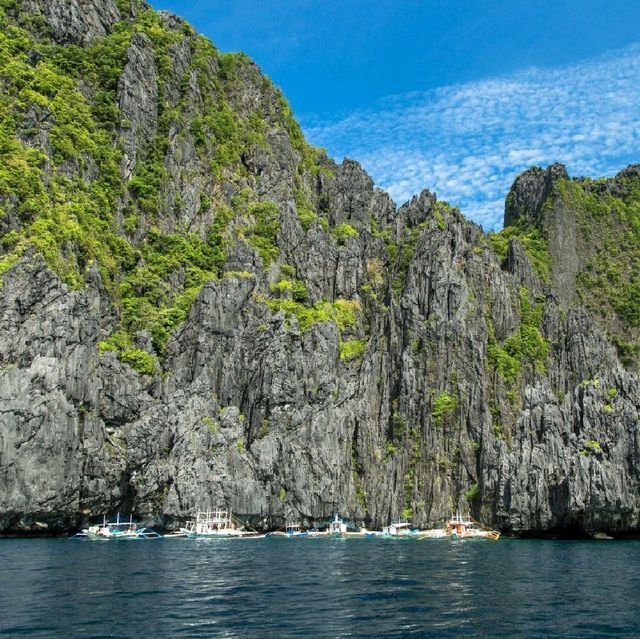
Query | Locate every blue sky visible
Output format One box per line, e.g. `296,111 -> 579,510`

151,1 -> 640,229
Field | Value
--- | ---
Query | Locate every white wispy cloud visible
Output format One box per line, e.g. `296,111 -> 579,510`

301,44 -> 640,230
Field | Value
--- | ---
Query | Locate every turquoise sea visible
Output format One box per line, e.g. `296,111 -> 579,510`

0,537 -> 639,637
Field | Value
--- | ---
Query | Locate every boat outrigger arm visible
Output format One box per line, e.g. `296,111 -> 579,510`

82,513 -> 161,540
180,510 -> 263,538
446,511 -> 500,540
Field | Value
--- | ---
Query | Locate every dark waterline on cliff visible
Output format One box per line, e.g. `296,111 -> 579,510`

1,538 -> 639,638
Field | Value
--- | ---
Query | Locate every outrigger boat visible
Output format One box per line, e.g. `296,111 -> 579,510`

381,521 -> 422,538
180,509 -> 264,539
326,513 -> 348,538
267,522 -> 309,538
365,522 -> 417,538
360,512 -> 501,541
83,514 -> 161,540
446,511 -> 500,540
285,522 -> 304,537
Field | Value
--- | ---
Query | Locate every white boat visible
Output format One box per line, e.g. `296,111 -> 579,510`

446,511 -> 500,540
327,513 -> 348,538
366,521 -> 435,539
267,522 -> 309,538
83,514 -> 161,540
381,521 -> 421,538
180,509 -> 263,539
284,522 -> 306,537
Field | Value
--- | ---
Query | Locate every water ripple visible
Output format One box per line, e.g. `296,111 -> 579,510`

0,538 -> 639,637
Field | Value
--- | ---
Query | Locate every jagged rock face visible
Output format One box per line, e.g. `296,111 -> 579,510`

1,1 -> 640,536
21,0 -> 123,44
504,163 -> 569,228
118,32 -> 158,180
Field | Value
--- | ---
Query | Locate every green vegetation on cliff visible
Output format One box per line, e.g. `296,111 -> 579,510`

258,295 -> 361,335
432,391 -> 458,425
488,288 -> 550,381
556,177 -> 640,328
488,224 -> 550,282
490,168 -> 640,368
0,2 -> 338,369
2,0 -> 640,392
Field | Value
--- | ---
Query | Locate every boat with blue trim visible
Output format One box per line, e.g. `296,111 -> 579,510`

83,514 -> 161,540
326,513 -> 348,538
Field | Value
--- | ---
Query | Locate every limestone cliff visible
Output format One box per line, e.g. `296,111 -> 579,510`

1,0 -> 639,535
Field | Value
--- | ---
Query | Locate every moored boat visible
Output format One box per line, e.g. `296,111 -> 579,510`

446,511 -> 500,540
285,522 -> 307,537
381,521 -> 422,538
327,513 -> 348,538
267,522 -> 309,538
83,514 -> 161,540
180,509 -> 263,539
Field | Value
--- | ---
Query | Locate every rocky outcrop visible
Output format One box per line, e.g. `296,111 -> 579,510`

1,1 -> 639,537
20,0 -> 123,44
4,189 -> 640,536
504,163 -> 568,228
118,32 -> 158,180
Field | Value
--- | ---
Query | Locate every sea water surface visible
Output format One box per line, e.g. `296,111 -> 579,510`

0,537 -> 639,638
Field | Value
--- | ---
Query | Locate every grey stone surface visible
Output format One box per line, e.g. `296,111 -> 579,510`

504,163 -> 569,228
20,0 -> 123,44
118,32 -> 159,181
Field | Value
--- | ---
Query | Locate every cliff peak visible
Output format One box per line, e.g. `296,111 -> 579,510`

504,163 -> 568,228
